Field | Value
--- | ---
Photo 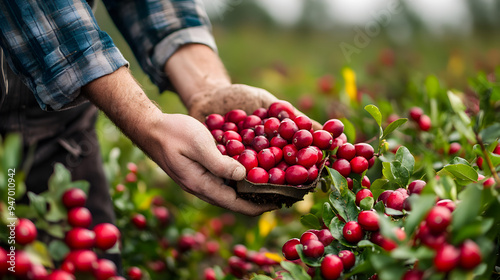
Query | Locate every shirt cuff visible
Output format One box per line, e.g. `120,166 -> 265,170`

150,25 -> 217,93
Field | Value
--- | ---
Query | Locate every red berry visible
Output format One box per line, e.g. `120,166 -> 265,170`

338,250 -> 355,270
321,254 -> 344,280
268,168 -> 286,185
418,115 -> 431,131
62,188 -> 87,209
409,107 -> 423,122
93,223 -> 120,251
350,156 -> 369,174
292,130 -> 313,149
296,147 -> 319,169
278,118 -> 299,141
251,135 -> 270,152
408,180 -> 426,195
93,258 -> 117,280
67,207 -> 93,228
355,189 -> 373,206
343,221 -> 364,244
127,266 -> 143,280
425,206 -> 452,234
434,244 -> 460,272
332,159 -> 351,177
264,117 -> 281,138
238,151 -> 259,173
205,114 -> 225,130
337,143 -> 356,160
312,130 -> 334,150
285,165 -> 309,185
323,119 -> 344,138
15,218 -> 37,245
459,239 -> 482,270
131,213 -> 147,230
65,228 -> 95,250
257,148 -> 276,170
354,143 -> 374,159
247,167 -> 269,184
302,239 -> 324,258
358,210 -> 379,231
294,115 -> 313,131
282,238 -> 300,260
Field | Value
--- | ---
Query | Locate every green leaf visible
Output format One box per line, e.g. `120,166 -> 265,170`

280,260 -> 311,280
327,168 -> 359,222
300,213 -> 321,229
365,104 -> 382,127
437,164 -> 478,185
382,118 -> 408,140
403,194 -> 437,237
480,123 -> 500,144
340,117 -> 356,144
452,185 -> 482,231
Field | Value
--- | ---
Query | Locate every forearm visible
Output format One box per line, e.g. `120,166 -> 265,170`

165,44 -> 231,109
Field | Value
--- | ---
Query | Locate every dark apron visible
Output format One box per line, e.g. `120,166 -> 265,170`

0,49 -> 121,270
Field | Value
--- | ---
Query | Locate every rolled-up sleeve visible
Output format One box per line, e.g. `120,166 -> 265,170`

0,0 -> 129,111
102,0 -> 217,93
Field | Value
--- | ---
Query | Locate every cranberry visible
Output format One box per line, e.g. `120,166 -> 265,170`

268,101 -> 296,120
282,238 -> 301,260
93,258 -> 117,280
268,168 -> 286,185
292,130 -> 313,149
264,117 -> 281,138
459,239 -> 482,270
302,239 -> 325,258
321,254 -> 344,280
247,167 -> 269,184
93,223 -> 120,251
409,107 -> 423,122
222,130 -> 242,145
238,151 -> 259,173
338,250 -> 356,270
240,129 -> 255,145
270,135 -> 288,148
355,189 -> 373,206
15,218 -> 37,245
251,135 -> 270,152
67,207 -> 93,228
332,159 -> 351,177
434,244 -> 460,272
350,156 -> 369,174
65,228 -> 95,249
343,221 -> 364,244
296,147 -> 319,168
131,213 -> 147,229
285,165 -> 309,185
62,188 -> 87,209
294,115 -> 313,131
257,148 -> 276,170
358,210 -> 379,231
323,119 -> 344,138
278,118 -> 299,141
127,266 -> 143,280
408,180 -> 426,195
354,143 -> 374,159
425,206 -> 452,234
337,143 -> 356,160
283,144 -> 299,165
312,130 -> 334,150
418,115 -> 431,131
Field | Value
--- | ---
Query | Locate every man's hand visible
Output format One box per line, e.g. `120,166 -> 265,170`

187,84 -> 323,130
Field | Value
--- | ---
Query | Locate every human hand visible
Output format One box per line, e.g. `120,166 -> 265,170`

154,113 -> 278,216
187,84 -> 323,130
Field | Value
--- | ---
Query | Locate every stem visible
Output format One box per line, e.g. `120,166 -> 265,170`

476,134 -> 500,187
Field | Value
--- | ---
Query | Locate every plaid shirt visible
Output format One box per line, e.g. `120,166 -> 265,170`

0,0 -> 216,111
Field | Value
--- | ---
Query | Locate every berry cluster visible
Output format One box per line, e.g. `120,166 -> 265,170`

205,101 -> 346,186
1,188 -> 124,280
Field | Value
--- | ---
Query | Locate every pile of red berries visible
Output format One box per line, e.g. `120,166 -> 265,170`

205,101 -> 345,186
1,188 -> 124,280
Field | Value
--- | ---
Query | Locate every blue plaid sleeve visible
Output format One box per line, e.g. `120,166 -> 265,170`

0,0 -> 129,111
101,0 -> 217,93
